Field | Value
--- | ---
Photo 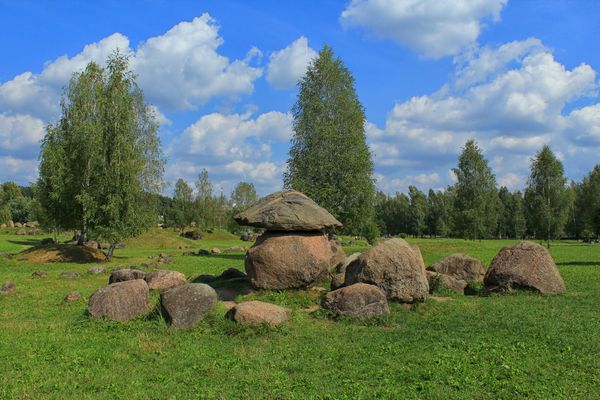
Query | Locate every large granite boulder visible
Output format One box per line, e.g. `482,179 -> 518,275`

428,253 -> 485,282
160,284 -> 217,329
144,269 -> 187,291
484,241 -> 566,294
344,238 -> 429,303
321,283 -> 389,319
245,231 -> 331,289
225,301 -> 289,326
234,190 -> 342,231
88,280 -> 149,321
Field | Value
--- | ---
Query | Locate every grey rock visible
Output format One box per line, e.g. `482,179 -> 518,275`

321,283 -> 390,319
234,190 -> 342,231
88,279 -> 149,321
109,268 -> 146,284
160,283 -> 217,329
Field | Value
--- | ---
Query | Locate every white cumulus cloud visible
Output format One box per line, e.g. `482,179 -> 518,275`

341,0 -> 508,58
266,36 -> 318,89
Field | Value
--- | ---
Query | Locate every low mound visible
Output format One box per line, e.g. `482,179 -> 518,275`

125,228 -> 195,249
17,244 -> 106,264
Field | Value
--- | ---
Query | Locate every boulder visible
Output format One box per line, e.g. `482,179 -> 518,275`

160,284 -> 217,329
329,239 -> 347,267
8,220 -> 14,228
16,229 -> 27,235
1,281 -> 15,295
428,254 -> 485,282
426,271 -> 468,295
321,283 -> 390,319
88,280 -> 150,321
64,291 -> 83,302
331,253 -> 361,290
31,270 -> 48,278
0,223 -> 6,229
211,248 -> 221,254
484,241 -> 566,294
14,222 -> 23,228
234,190 -> 342,231
344,238 -> 429,303
245,231 -> 332,289
217,268 -> 247,281
144,269 -> 187,291
225,301 -> 289,326
109,268 -> 146,284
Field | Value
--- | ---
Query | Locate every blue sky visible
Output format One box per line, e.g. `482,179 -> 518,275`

1,0 -> 599,196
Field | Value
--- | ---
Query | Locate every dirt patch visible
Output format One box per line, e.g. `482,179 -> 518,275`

17,244 -> 105,264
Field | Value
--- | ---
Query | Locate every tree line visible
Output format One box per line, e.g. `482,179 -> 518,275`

375,140 -> 600,247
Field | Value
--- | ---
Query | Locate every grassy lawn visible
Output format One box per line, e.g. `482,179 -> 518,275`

1,230 -> 599,399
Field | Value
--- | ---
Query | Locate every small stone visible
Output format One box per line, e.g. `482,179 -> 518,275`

211,248 -> 221,254
64,291 -> 83,302
226,301 -> 289,326
31,270 -> 48,278
1,281 -> 16,295
88,266 -> 106,275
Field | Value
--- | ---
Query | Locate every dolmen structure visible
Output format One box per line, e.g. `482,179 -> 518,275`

235,190 -> 345,290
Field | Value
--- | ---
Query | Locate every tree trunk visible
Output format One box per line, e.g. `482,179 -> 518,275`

106,243 -> 116,261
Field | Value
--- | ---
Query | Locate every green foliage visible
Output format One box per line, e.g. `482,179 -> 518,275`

169,178 -> 195,231
426,189 -> 450,237
0,205 -> 10,224
452,140 -> 500,239
374,191 -> 410,235
284,45 -> 375,235
37,51 -> 164,257
524,145 -> 569,247
408,185 -> 427,237
577,165 -> 600,238
497,187 -> 526,239
361,219 -> 380,245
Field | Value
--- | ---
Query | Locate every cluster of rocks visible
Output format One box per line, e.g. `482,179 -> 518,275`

234,190 -> 346,290
1,281 -> 15,295
16,229 -> 41,236
86,265 -> 288,328
0,221 -> 39,229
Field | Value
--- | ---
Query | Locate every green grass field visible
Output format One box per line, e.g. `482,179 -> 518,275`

1,229 -> 599,399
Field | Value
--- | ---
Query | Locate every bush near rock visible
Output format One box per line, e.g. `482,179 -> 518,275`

225,301 -> 289,326
331,253 -> 361,290
109,268 -> 146,284
88,280 -> 150,322
428,254 -> 485,282
160,284 -> 217,329
484,241 -> 566,294
321,283 -> 389,319
245,231 -> 332,289
344,238 -> 429,303
144,269 -> 187,291
426,271 -> 468,294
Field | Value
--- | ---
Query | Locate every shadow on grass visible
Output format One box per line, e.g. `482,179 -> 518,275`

8,239 -> 42,246
557,261 -> 600,266
202,254 -> 245,261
